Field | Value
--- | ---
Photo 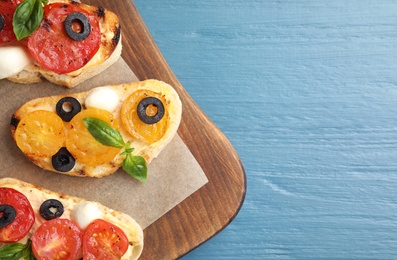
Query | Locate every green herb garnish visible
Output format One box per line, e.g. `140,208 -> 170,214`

13,0 -> 48,41
83,117 -> 148,182
0,240 -> 35,260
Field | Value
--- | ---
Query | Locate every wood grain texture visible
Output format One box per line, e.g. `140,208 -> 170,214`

83,0 -> 246,259
133,0 -> 397,259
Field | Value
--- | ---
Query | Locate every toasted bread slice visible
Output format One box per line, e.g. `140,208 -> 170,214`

10,80 -> 182,178
7,0 -> 122,88
0,177 -> 143,259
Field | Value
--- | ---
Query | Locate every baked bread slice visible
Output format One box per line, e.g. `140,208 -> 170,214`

7,0 -> 122,88
10,80 -> 182,179
0,177 -> 143,259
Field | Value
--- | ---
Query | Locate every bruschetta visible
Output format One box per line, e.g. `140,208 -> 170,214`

0,177 -> 144,260
0,0 -> 121,88
10,80 -> 182,182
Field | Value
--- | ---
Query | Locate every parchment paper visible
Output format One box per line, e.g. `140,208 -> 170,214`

0,58 -> 208,228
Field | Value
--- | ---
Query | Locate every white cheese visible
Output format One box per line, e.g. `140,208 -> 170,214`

0,45 -> 32,79
85,87 -> 120,112
71,201 -> 103,230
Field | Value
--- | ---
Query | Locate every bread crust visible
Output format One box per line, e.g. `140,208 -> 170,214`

0,177 -> 144,260
10,80 -> 182,178
7,0 -> 122,88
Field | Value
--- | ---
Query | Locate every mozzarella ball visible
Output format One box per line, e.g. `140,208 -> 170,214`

71,201 -> 103,230
85,87 -> 120,112
0,45 -> 32,79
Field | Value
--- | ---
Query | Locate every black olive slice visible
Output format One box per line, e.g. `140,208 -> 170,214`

64,12 -> 91,41
52,147 -> 75,172
137,97 -> 165,124
39,199 -> 64,220
0,14 -> 5,32
0,204 -> 16,228
56,96 -> 81,122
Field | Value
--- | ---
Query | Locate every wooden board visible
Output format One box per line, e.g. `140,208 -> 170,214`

83,0 -> 247,258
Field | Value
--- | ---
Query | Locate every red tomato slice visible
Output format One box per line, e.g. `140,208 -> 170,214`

31,218 -> 83,260
83,219 -> 129,260
0,0 -> 23,45
0,187 -> 35,243
27,3 -> 101,74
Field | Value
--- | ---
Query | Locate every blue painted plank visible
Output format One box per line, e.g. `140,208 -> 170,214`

134,0 -> 397,259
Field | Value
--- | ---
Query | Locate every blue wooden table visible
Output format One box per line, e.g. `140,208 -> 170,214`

134,0 -> 397,259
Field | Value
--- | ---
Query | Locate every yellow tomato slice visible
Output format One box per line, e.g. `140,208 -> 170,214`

15,110 -> 66,158
121,90 -> 169,144
66,108 -> 121,166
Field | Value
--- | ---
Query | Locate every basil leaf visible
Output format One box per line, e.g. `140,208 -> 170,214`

122,154 -> 147,183
13,0 -> 44,40
83,117 -> 148,182
0,241 -> 32,260
83,118 -> 126,148
22,242 -> 36,260
23,251 -> 36,260
121,147 -> 134,155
